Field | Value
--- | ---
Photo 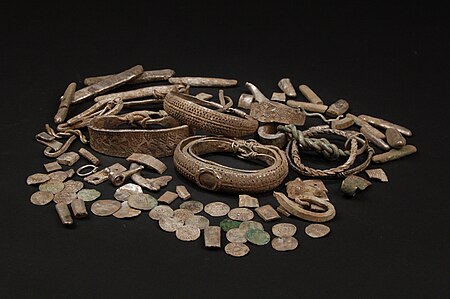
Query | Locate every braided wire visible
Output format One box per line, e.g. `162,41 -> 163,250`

278,124 -> 347,161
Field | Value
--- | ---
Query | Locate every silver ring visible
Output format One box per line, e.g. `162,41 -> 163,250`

76,164 -> 99,177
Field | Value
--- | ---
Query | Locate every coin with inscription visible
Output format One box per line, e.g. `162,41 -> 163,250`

128,193 -> 157,211
305,224 -> 331,238
39,180 -> 65,194
30,191 -> 53,206
272,223 -> 297,238
91,200 -> 122,216
220,218 -> 242,232
204,202 -> 230,217
245,228 -> 270,246
228,208 -> 254,221
48,171 -> 68,182
271,237 -> 298,251
114,183 -> 143,201
63,180 -> 84,193
175,225 -> 201,241
179,200 -> 203,214
239,221 -> 264,232
149,205 -> 174,221
224,242 -> 250,257
27,173 -> 50,185
173,208 -> 195,223
53,192 -> 77,204
159,216 -> 184,232
185,215 -> 210,230
112,202 -> 142,219
77,189 -> 101,202
226,228 -> 247,243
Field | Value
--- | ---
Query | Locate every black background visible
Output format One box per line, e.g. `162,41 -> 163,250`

1,1 -> 449,298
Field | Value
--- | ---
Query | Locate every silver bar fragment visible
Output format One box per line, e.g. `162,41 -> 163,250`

73,65 -> 144,104
204,226 -> 221,248
94,84 -> 184,103
286,100 -> 328,113
78,148 -> 100,166
168,77 -> 238,87
299,84 -> 324,104
55,203 -> 73,225
359,114 -> 412,136
372,145 -> 417,164
278,78 -> 297,97
360,126 -> 390,151
70,198 -> 88,218
54,82 -> 76,124
84,69 -> 175,85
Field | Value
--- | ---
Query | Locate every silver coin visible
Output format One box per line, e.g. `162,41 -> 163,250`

27,173 -> 50,185
91,200 -> 122,216
39,180 -> 65,194
159,216 -> 184,232
271,237 -> 299,251
179,200 -> 204,214
226,228 -> 247,243
204,202 -> 231,217
30,191 -> 53,206
63,180 -> 84,193
305,224 -> 331,238
228,208 -> 254,221
224,242 -> 250,257
185,215 -> 210,230
53,192 -> 77,204
272,223 -> 297,238
149,205 -> 174,221
175,225 -> 201,241
173,208 -> 195,223
77,189 -> 101,202
127,193 -> 157,211
48,170 -> 68,182
113,202 -> 142,219
239,220 -> 264,232
245,228 -> 271,246
114,183 -> 143,201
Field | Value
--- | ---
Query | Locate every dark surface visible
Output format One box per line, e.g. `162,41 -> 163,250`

1,1 -> 449,298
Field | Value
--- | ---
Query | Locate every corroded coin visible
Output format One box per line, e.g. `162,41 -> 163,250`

30,191 -> 53,206
39,180 -> 65,194
239,221 -> 264,232
179,200 -> 204,214
175,225 -> 201,241
224,243 -> 250,257
112,202 -> 142,219
173,208 -> 195,223
91,200 -> 122,216
204,202 -> 230,217
53,192 -> 77,204
226,228 -> 247,243
271,237 -> 298,251
228,208 -> 254,221
220,218 -> 242,232
127,193 -> 157,211
272,223 -> 297,238
159,216 -> 184,232
114,183 -> 143,201
148,205 -> 174,221
185,215 -> 210,230
305,224 -> 331,238
245,228 -> 270,246
63,180 -> 84,193
77,189 -> 101,202
48,170 -> 68,182
27,173 -> 50,185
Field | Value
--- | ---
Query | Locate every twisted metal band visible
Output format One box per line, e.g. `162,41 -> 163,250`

173,136 -> 289,193
164,91 -> 259,138
285,127 -> 374,178
88,110 -> 191,158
